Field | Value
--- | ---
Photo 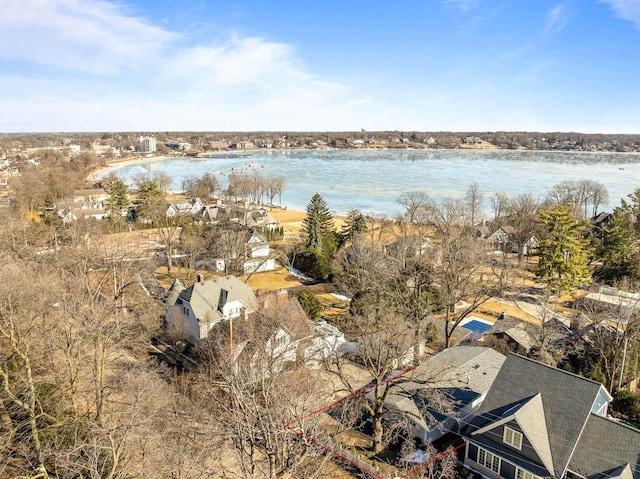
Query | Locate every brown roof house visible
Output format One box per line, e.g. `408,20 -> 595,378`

165,275 -> 259,344
462,354 -> 639,479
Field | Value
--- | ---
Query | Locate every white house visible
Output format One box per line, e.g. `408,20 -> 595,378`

165,275 -> 259,344
244,232 -> 276,274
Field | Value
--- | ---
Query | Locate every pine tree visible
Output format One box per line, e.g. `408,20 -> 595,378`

104,177 -> 129,219
535,205 -> 592,294
302,193 -> 335,251
340,208 -> 367,244
594,204 -> 640,284
135,178 -> 165,223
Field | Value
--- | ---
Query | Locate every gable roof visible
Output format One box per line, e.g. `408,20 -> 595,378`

248,231 -> 268,244
465,354 -> 610,477
165,278 -> 185,306
386,346 -> 506,432
176,276 -> 258,325
471,393 -> 554,474
568,414 -> 640,479
486,317 -> 541,352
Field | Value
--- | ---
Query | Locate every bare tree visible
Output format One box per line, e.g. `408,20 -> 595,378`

490,192 -> 509,224
465,182 -> 483,226
0,264 -> 62,467
546,180 -> 608,221
425,198 -> 467,240
577,292 -> 640,391
437,233 -> 502,348
505,193 -> 540,261
589,181 -> 608,217
324,311 -> 455,456
398,191 -> 431,224
265,175 -> 286,208
196,305 -> 330,478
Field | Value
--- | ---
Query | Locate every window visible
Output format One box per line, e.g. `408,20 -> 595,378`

504,427 -> 523,450
516,467 -> 541,479
478,448 -> 501,473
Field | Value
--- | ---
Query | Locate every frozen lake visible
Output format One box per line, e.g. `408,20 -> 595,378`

100,149 -> 640,216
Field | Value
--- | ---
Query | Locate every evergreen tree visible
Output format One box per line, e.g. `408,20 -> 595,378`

594,204 -> 640,284
535,205 -> 592,294
340,208 -> 367,245
135,178 -> 165,223
104,177 -> 129,220
302,193 -> 335,251
298,292 -> 323,322
298,193 -> 336,279
626,188 -> 640,235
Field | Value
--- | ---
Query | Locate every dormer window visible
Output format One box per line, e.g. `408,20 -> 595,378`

504,427 -> 523,450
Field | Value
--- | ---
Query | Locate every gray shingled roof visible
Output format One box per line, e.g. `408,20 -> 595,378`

465,354 -> 609,477
568,414 -> 640,479
385,346 -> 506,431
165,278 -> 185,306
177,276 -> 258,324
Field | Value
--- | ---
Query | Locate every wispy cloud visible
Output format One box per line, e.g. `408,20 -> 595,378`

600,0 -> 640,29
0,0 -> 366,131
442,0 -> 479,13
546,4 -> 568,33
0,0 -> 177,74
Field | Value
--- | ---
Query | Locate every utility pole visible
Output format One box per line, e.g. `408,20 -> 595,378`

619,336 -> 629,389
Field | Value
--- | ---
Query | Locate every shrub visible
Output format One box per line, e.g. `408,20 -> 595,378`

298,292 -> 323,322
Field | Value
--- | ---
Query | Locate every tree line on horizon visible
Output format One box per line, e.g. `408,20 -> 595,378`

2,130 -> 640,152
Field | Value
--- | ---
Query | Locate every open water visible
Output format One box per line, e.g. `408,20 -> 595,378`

99,149 -> 640,217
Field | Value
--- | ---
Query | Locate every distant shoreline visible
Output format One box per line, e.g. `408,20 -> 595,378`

87,149 -> 290,183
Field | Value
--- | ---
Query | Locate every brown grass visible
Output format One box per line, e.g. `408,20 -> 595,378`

269,208 -> 346,235
243,268 -> 304,291
156,266 -> 306,291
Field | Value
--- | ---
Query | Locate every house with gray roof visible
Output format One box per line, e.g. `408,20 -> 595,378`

382,346 -> 506,444
462,354 -> 639,479
166,198 -> 205,217
165,275 -> 259,344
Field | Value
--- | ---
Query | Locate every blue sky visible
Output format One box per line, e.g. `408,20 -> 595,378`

1,0 -> 639,133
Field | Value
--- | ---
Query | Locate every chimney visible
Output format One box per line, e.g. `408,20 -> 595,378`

196,273 -> 204,283
218,289 -> 229,312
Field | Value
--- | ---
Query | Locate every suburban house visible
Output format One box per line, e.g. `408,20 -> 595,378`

74,188 -> 108,204
590,212 -> 613,231
165,275 -> 259,344
166,198 -> 205,217
303,319 -> 347,367
212,289 -> 346,371
243,232 -> 276,273
383,346 -> 506,445
54,200 -> 107,224
486,226 -> 539,255
384,235 -> 432,260
164,281 -> 345,367
0,169 -> 10,188
193,201 -> 279,230
482,314 -> 574,356
51,188 -> 109,224
462,353 -> 640,479
582,286 -> 640,320
211,231 -> 277,275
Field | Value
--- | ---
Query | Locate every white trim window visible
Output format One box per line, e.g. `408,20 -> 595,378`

504,426 -> 523,450
478,447 -> 501,473
516,467 -> 542,479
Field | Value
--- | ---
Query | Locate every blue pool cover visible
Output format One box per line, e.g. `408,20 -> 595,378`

462,319 -> 492,335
